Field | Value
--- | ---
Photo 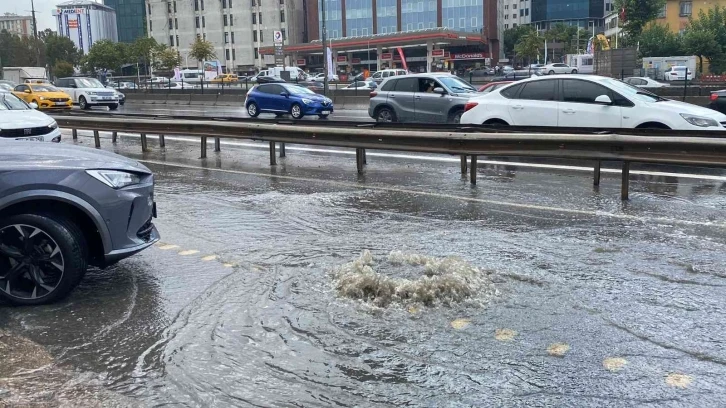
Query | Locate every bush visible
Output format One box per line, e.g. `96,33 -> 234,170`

53,60 -> 74,78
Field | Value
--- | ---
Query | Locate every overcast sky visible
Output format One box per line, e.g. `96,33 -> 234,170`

1,0 -> 102,32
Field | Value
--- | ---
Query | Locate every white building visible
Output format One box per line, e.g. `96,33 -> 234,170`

497,0 -> 531,59
146,0 -> 304,74
53,0 -> 119,54
0,13 -> 34,37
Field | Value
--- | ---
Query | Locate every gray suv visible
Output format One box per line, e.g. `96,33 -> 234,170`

0,141 -> 159,305
368,73 -> 478,124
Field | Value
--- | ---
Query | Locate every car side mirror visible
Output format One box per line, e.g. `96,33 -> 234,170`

24,89 -> 31,93
29,102 -> 38,109
280,91 -> 289,97
433,87 -> 446,95
595,95 -> 612,105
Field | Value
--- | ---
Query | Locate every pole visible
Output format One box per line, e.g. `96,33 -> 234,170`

30,0 -> 40,65
321,0 -> 328,95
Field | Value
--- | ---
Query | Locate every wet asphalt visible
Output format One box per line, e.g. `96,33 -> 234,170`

1,126 -> 726,407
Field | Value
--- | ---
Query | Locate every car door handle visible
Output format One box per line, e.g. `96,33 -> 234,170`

562,109 -> 576,114
389,94 -> 395,98
512,105 -> 524,110
415,96 -> 421,99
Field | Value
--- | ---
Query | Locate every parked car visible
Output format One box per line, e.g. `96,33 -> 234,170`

245,83 -> 334,119
623,77 -> 669,88
368,73 -> 478,124
255,75 -> 286,84
310,73 -> 339,82
165,81 -> 198,89
664,66 -> 693,81
12,83 -> 72,110
0,80 -> 17,89
0,142 -> 159,305
144,77 -> 171,84
0,91 -> 61,142
55,77 -> 120,110
0,83 -> 13,92
341,80 -> 377,90
114,82 -> 138,90
541,63 -> 578,75
709,89 -> 726,114
211,74 -> 239,84
461,74 -> 726,130
370,69 -> 408,84
471,67 -> 495,76
478,81 -> 514,93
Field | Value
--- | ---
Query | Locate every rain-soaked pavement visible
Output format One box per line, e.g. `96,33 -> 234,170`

1,128 -> 726,407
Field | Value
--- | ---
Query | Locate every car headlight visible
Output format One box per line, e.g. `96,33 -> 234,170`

49,121 -> 58,129
39,96 -> 46,100
87,91 -> 97,95
302,98 -> 314,105
86,170 -> 142,189
680,113 -> 719,127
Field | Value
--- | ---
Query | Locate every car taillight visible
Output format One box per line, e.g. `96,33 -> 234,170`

711,93 -> 719,102
464,101 -> 479,112
369,91 -> 377,98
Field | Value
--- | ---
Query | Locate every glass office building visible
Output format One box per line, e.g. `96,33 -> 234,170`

345,0 -> 373,37
376,0 -> 397,34
319,0 -> 343,39
531,0 -> 604,28
400,0 -> 437,32
103,0 -> 146,43
442,0 -> 483,33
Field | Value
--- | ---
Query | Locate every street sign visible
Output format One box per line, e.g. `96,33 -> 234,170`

274,43 -> 284,66
431,49 -> 445,58
273,30 -> 283,44
296,59 -> 306,66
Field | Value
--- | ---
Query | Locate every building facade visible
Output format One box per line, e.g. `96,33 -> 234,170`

654,0 -> 726,34
104,0 -> 147,42
0,13 -> 33,37
53,0 -> 119,54
530,0 -> 605,31
145,0 -> 305,73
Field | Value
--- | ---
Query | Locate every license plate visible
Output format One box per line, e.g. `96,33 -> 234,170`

321,110 -> 331,115
55,102 -> 67,106
16,136 -> 43,141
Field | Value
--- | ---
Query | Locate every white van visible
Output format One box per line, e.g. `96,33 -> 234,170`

55,77 -> 119,110
566,54 -> 594,74
370,69 -> 408,83
179,69 -> 204,84
253,67 -> 307,82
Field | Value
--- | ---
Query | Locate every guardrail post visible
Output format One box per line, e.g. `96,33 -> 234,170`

279,143 -> 286,157
460,155 -> 467,174
363,149 -> 367,164
72,129 -> 78,140
140,133 -> 148,152
470,155 -> 478,185
214,137 -> 221,152
594,161 -> 601,186
356,148 -> 364,174
112,131 -> 118,143
159,134 -> 166,148
269,142 -> 277,165
200,136 -> 207,158
93,130 -> 101,148
621,161 -> 630,200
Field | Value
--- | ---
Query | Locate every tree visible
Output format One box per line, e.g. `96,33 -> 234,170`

44,33 -> 80,77
683,6 -> 726,74
615,0 -> 667,39
83,40 -> 128,72
683,29 -> 721,74
637,24 -> 683,58
503,25 -> 535,58
130,37 -> 160,75
154,46 -> 181,71
514,32 -> 544,65
189,37 -> 216,63
544,23 -> 578,60
53,60 -> 75,78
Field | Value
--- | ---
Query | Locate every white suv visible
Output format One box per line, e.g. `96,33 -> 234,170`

55,77 -> 120,110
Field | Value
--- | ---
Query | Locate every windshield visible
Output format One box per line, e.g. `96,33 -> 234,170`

439,77 -> 477,93
285,85 -> 315,95
31,85 -> 60,92
0,92 -> 29,110
76,78 -> 104,88
0,83 -> 13,91
599,78 -> 662,102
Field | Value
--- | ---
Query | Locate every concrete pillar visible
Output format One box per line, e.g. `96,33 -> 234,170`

426,41 -> 434,73
377,46 -> 383,71
347,52 -> 353,75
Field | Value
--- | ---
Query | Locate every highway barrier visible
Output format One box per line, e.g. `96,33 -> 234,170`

53,114 -> 726,201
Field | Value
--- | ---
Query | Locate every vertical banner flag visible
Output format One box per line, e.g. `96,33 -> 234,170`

396,47 -> 408,71
327,47 -> 335,80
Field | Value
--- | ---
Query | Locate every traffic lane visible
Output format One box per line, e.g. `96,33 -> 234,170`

3,130 -> 726,406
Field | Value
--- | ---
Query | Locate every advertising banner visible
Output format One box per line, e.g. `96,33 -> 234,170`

203,60 -> 221,81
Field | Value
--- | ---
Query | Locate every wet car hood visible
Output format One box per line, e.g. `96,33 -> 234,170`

297,93 -> 332,103
0,141 -> 151,173
654,98 -> 726,120
0,109 -> 55,128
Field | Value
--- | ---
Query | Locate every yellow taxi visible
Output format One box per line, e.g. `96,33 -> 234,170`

13,83 -> 72,110
210,74 -> 239,84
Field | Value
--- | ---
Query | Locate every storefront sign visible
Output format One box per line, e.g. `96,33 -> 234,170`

393,54 -> 401,61
296,59 -> 306,66
380,52 -> 392,60
351,58 -> 361,64
431,49 -> 445,57
336,56 -> 348,63
451,53 -> 486,60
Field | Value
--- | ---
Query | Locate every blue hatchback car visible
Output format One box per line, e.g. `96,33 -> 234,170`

245,83 -> 334,119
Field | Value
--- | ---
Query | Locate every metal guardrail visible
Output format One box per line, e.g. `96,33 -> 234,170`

54,115 -> 726,200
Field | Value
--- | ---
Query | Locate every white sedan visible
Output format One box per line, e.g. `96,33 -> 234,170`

461,74 -> 726,131
310,73 -> 339,82
540,63 -> 578,75
0,91 -> 61,142
623,77 -> 669,88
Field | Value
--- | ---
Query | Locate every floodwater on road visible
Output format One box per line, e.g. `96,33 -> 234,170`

2,130 -> 726,407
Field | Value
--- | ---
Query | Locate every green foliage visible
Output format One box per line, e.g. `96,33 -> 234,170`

0,30 -> 45,67
514,32 -> 544,63
189,38 -> 216,62
615,0 -> 667,39
82,40 -> 128,72
154,46 -> 181,71
503,25 -> 535,57
45,32 -> 80,67
545,23 -> 579,55
637,24 -> 683,58
683,5 -> 726,74
53,60 -> 75,78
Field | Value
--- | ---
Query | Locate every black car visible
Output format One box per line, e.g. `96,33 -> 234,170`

709,90 -> 726,114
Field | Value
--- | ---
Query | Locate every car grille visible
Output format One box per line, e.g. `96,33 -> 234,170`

321,100 -> 331,106
49,98 -> 69,102
0,126 -> 53,138
137,217 -> 155,242
97,92 -> 116,97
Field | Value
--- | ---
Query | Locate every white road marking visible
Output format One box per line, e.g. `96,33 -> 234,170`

65,129 -> 726,182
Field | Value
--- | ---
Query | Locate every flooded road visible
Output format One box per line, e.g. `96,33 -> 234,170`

2,129 -> 726,407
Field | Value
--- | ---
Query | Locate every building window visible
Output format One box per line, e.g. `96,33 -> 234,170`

231,32 -> 235,43
280,10 -> 285,22
224,32 -> 229,43
203,33 -> 206,40
505,23 -> 509,28
513,14 -> 516,18
252,0 -> 256,5
223,0 -> 227,7
229,0 -> 233,8
281,28 -> 286,39
252,13 -> 256,24
148,3 -> 151,14
226,49 -> 230,60
230,15 -> 234,26
173,1 -> 177,12
280,0 -> 284,3
232,49 -> 236,60
224,15 -> 228,26
525,8 -> 529,16
168,18 -> 172,28
260,31 -> 263,42
520,9 -> 524,16
175,18 -> 178,29
658,4 -> 667,18
471,17 -> 477,27
196,16 -> 200,28
176,35 -> 179,45
194,0 -> 199,11
201,0 -> 204,10
254,48 -> 259,59
259,12 -> 262,24
253,30 -> 257,41
679,1 -> 691,16
169,35 -> 174,45
351,28 -> 357,36
167,2 -> 172,13
513,3 -> 517,9
150,20 -> 153,31
361,28 -> 368,36
202,16 -> 206,27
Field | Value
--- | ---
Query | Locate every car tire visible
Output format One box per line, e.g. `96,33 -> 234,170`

247,102 -> 260,117
109,104 -> 119,111
376,107 -> 396,123
549,70 -> 555,75
120,101 -> 125,106
32,99 -> 39,107
79,96 -> 90,110
448,109 -> 464,124
318,114 -> 329,119
571,69 -> 578,74
290,103 -> 304,120
0,214 -> 88,306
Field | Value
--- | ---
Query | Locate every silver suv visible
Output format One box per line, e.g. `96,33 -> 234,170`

0,141 -> 159,305
368,73 -> 478,124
